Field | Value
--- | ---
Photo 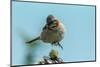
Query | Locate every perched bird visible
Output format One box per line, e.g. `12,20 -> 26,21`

26,15 -> 65,49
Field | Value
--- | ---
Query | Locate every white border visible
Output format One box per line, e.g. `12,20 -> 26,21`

0,0 -> 100,67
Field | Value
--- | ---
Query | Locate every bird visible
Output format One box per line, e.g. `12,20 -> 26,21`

26,15 -> 65,49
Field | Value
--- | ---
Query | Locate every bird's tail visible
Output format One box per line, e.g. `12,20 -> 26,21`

26,36 -> 40,43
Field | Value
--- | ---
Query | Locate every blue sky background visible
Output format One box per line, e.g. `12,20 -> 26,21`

12,1 -> 96,65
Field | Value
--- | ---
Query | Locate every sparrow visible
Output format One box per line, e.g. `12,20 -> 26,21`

26,15 -> 65,49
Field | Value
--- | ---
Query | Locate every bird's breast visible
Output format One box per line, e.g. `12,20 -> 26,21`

40,29 -> 64,43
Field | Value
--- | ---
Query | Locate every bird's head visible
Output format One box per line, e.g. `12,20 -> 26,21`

46,15 -> 60,30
